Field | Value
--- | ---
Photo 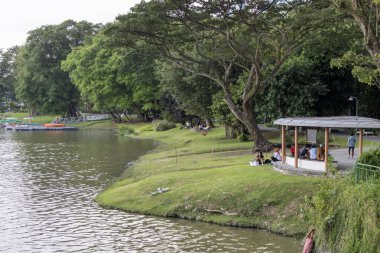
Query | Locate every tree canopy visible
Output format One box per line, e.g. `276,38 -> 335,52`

15,20 -> 100,116
105,0 -> 332,150
0,47 -> 18,104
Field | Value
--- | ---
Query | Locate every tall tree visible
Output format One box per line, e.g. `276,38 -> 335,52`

0,47 -> 18,104
108,0 -> 330,150
15,20 -> 100,116
332,0 -> 380,88
258,16 -> 364,120
62,32 -> 161,122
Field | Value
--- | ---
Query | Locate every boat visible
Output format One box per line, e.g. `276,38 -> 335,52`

6,123 -> 78,131
43,123 -> 65,127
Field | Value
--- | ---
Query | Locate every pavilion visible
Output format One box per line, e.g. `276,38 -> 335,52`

273,116 -> 380,172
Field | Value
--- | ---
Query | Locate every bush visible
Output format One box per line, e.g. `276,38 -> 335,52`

152,120 -> 176,131
305,178 -> 380,253
139,125 -> 154,132
358,146 -> 380,166
237,133 -> 249,142
117,125 -> 136,136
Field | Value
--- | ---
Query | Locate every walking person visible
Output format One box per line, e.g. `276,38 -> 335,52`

347,133 -> 356,158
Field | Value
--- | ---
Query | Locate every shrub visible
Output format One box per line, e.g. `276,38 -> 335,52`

152,120 -> 176,131
237,133 -> 249,142
139,125 -> 153,132
305,178 -> 380,253
117,125 -> 135,136
358,146 -> 380,166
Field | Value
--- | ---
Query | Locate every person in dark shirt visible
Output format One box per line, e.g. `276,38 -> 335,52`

299,145 -> 308,159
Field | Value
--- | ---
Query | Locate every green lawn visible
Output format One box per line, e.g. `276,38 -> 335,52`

0,112 -> 58,124
97,124 -> 324,236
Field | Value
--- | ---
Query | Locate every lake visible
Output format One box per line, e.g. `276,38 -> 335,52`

0,129 -> 300,252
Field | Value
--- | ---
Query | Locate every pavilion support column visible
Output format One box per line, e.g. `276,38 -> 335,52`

294,127 -> 299,169
359,129 -> 363,156
281,125 -> 286,163
324,128 -> 329,171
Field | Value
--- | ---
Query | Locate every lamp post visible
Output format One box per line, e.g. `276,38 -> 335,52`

349,96 -> 359,140
348,96 -> 358,117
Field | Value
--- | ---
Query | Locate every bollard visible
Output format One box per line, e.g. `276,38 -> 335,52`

175,147 -> 177,163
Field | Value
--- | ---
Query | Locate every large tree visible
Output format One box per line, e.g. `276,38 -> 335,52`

108,0 -> 330,150
332,0 -> 380,88
0,47 -> 18,103
333,0 -> 380,67
15,20 -> 100,116
62,31 -> 161,122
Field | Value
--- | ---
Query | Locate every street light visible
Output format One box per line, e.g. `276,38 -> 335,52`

349,96 -> 359,138
348,96 -> 358,117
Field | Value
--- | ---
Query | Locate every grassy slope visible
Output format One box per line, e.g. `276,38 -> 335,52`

2,113 -> 377,237
96,125 -> 323,236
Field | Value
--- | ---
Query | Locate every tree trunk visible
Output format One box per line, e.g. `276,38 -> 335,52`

108,109 -> 123,123
224,124 -> 236,139
30,107 -> 39,117
67,104 -> 78,118
224,94 -> 271,151
242,99 -> 271,151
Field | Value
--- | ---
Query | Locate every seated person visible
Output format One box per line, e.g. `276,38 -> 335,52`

299,145 -> 309,159
309,145 -> 317,160
271,148 -> 282,162
317,144 -> 325,161
255,151 -> 265,165
290,144 -> 295,157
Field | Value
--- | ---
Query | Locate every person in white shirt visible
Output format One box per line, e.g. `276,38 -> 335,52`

271,148 -> 282,162
309,145 -> 317,160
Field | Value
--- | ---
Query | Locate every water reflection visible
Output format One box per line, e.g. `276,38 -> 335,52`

0,129 -> 300,252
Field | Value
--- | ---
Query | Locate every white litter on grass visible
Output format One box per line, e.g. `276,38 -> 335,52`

150,187 -> 170,196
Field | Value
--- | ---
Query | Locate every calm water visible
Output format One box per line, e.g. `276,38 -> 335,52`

0,129 -> 300,252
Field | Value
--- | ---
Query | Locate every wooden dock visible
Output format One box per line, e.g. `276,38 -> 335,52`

6,125 -> 78,131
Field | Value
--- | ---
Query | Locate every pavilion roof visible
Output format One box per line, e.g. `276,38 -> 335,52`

274,116 -> 380,129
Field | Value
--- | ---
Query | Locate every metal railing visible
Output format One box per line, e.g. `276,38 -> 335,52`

354,163 -> 380,183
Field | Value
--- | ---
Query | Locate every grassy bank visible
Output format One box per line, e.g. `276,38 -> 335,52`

96,124 -> 324,236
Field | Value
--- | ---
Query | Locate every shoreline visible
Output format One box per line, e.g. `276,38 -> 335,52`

95,123 -> 323,237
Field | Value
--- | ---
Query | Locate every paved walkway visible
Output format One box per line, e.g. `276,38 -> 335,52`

330,148 -> 361,171
274,148 -> 369,176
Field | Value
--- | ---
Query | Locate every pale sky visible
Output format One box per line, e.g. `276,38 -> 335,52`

0,0 -> 141,50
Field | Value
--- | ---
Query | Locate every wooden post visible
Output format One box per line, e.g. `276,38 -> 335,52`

359,129 -> 363,156
294,127 -> 299,168
281,125 -> 286,163
175,146 -> 178,164
324,128 -> 329,171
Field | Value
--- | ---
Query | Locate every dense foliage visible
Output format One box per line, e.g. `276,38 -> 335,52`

106,0 -> 334,150
305,178 -> 380,253
0,47 -> 18,106
357,147 -> 380,166
3,0 -> 380,137
15,20 -> 100,116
